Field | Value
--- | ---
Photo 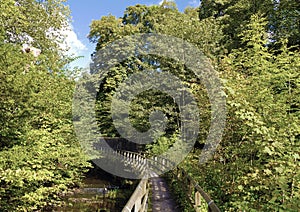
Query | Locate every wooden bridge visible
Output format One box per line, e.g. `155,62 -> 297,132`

95,146 -> 175,178
95,147 -> 221,212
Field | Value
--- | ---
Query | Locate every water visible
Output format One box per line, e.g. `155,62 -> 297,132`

54,168 -> 136,212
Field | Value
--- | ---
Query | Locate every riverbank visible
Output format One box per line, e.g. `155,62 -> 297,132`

53,166 -> 138,211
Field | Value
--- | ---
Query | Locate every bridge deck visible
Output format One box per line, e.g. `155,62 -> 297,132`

150,177 -> 179,212
96,147 -> 220,211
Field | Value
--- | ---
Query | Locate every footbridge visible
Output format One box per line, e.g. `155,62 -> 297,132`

95,147 -> 220,212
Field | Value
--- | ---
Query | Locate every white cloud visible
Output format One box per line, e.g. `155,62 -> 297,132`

158,0 -> 175,5
188,0 -> 200,7
60,25 -> 87,56
157,0 -> 199,8
47,24 -> 87,57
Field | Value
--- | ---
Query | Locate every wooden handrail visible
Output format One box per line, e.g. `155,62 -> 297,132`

173,167 -> 221,212
122,178 -> 149,212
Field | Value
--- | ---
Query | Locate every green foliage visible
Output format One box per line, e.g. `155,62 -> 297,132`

198,0 -> 300,51
0,0 -> 91,210
0,129 -> 91,211
88,3 -> 216,144
271,0 -> 300,48
89,3 -> 223,59
146,133 -> 178,156
181,13 -> 300,211
165,173 -> 194,212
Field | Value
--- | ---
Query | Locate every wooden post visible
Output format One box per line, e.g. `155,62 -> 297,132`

195,191 -> 201,211
140,182 -> 149,211
134,199 -> 141,212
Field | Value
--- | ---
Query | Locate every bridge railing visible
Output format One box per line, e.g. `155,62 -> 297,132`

122,178 -> 149,212
171,166 -> 221,212
97,147 -> 176,176
97,147 -> 220,211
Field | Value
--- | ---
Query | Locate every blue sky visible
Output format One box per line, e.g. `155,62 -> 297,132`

65,0 -> 200,68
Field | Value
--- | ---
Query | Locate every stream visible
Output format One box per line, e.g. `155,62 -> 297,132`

54,167 -> 136,212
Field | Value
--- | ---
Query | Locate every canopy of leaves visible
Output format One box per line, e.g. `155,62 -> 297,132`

0,0 -> 91,210
182,13 -> 300,210
88,4 -> 218,148
198,0 -> 300,51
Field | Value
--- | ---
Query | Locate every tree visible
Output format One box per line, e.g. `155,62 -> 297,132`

0,0 -> 91,210
270,0 -> 300,48
88,3 -> 221,152
198,0 -> 274,51
0,0 -> 70,148
186,13 -> 300,210
198,0 -> 300,51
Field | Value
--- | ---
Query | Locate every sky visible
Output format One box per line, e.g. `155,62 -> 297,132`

64,0 -> 200,68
